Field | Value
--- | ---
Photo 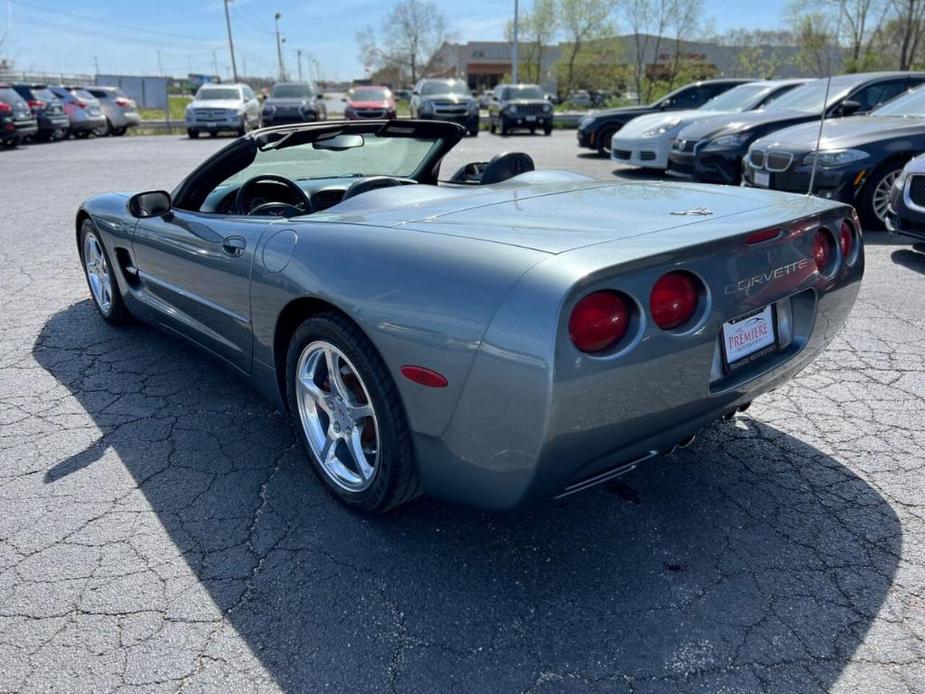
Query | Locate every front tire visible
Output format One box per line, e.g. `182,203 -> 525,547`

860,164 -> 903,230
79,219 -> 131,325
596,125 -> 618,156
286,313 -> 421,513
187,129 -> 199,139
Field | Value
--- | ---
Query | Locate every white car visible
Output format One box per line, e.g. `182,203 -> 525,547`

611,80 -> 807,170
185,83 -> 261,139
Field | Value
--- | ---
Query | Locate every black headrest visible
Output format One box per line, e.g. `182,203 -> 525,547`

480,152 -> 536,185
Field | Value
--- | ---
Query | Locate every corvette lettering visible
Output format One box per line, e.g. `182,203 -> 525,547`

724,257 -> 813,295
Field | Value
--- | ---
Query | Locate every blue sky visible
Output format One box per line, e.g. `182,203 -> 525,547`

1,0 -> 788,80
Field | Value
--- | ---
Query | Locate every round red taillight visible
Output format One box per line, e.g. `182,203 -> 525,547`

569,291 -> 630,353
650,272 -> 700,330
839,221 -> 854,261
813,229 -> 834,274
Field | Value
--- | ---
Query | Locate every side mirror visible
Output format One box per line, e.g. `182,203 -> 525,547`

658,99 -> 670,109
839,99 -> 862,116
129,190 -> 171,218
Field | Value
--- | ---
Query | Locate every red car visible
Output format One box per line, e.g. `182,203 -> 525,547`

344,86 -> 397,120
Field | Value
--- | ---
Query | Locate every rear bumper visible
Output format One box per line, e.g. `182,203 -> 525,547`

69,114 -> 107,132
419,112 -> 479,129
263,111 -> 319,125
186,114 -> 243,131
610,136 -> 669,169
414,209 -> 864,510
1,117 -> 37,138
37,114 -> 69,134
887,178 -> 925,242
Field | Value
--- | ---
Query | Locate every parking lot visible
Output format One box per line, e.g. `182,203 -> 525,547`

1,131 -> 924,692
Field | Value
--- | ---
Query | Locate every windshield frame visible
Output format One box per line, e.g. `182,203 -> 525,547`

349,87 -> 391,102
271,84 -> 315,99
761,77 -> 864,114
501,85 -> 544,100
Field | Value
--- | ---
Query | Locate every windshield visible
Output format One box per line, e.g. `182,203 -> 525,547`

272,84 -> 313,98
196,87 -> 240,101
71,89 -> 96,101
699,83 -> 777,112
872,86 -> 925,117
502,85 -> 543,100
31,88 -> 58,102
763,77 -> 858,113
420,81 -> 469,96
350,87 -> 389,101
220,133 -> 440,186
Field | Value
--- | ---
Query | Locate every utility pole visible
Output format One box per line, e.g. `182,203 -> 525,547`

156,49 -> 164,76
211,48 -> 219,80
274,12 -> 286,81
223,0 -> 238,82
93,55 -> 100,76
512,0 -> 519,84
297,49 -> 303,82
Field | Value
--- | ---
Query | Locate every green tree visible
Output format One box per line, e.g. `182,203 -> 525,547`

505,0 -> 559,84
555,0 -> 619,98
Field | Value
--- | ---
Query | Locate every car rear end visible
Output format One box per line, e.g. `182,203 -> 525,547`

888,162 -> 925,242
0,84 -> 38,146
87,87 -> 141,134
53,87 -> 106,136
418,197 -> 863,509
14,85 -> 69,141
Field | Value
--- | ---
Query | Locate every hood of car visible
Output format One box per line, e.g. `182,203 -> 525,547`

189,99 -> 244,110
320,179 -> 831,254
265,97 -> 313,106
677,108 -> 815,140
423,93 -> 475,103
348,100 -> 391,109
753,115 -> 925,151
590,105 -> 655,119
617,110 -> 709,137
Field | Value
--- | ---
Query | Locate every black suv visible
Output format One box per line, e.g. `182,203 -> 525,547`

576,78 -> 753,155
0,83 -> 38,148
12,84 -> 69,141
488,84 -> 554,136
410,79 -> 480,136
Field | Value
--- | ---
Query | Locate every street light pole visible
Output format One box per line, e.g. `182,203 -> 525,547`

297,49 -> 303,82
274,12 -> 286,81
223,0 -> 238,82
512,0 -> 519,84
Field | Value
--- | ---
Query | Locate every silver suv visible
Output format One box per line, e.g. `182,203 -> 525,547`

185,83 -> 261,139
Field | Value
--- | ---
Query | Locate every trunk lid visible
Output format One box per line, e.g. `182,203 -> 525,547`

335,180 -> 839,254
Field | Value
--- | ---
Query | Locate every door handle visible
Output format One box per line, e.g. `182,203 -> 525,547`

222,236 -> 246,257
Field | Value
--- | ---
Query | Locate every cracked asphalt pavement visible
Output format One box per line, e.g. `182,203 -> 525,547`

1,131 -> 924,692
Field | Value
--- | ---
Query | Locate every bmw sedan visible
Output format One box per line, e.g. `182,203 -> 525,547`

743,84 -> 925,228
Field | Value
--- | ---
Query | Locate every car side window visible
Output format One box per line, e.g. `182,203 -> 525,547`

243,86 -> 253,100
850,79 -> 910,111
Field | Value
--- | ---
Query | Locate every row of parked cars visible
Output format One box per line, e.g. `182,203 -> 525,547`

577,71 -> 925,229
183,78 -> 556,139
0,83 -> 141,148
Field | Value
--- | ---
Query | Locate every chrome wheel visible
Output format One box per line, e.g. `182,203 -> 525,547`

295,340 -> 380,492
873,169 -> 900,222
83,233 -> 113,314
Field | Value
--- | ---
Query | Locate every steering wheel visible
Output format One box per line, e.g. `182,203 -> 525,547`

235,174 -> 314,217
341,176 -> 405,202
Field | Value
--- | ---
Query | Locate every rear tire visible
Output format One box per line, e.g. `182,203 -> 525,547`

544,124 -> 553,136
500,116 -> 509,136
74,130 -> 91,139
187,129 -> 199,139
860,163 -> 903,230
79,219 -> 132,326
286,312 -> 421,513
94,119 -> 112,137
596,125 -> 618,156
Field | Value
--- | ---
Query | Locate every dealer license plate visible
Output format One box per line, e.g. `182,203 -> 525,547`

722,305 -> 777,370
753,171 -> 770,187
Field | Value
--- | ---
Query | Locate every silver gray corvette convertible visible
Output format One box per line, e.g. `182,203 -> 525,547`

76,119 -> 863,512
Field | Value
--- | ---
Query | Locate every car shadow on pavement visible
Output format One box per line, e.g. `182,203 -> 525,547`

32,301 -> 901,692
891,247 -> 925,274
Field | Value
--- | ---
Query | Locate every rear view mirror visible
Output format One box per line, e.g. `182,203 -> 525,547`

129,190 -> 171,218
313,133 -> 364,150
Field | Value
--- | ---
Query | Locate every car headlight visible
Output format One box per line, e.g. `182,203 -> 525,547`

467,101 -> 479,114
642,121 -> 679,138
543,103 -> 552,113
801,149 -> 870,168
705,132 -> 749,148
578,115 -> 594,129
505,104 -> 518,115
418,99 -> 434,114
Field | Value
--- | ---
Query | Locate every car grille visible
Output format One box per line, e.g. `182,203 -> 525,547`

433,101 -> 468,116
640,151 -> 657,161
909,175 -> 925,208
193,108 -> 231,120
765,151 -> 793,172
749,149 -> 766,168
354,109 -> 386,118
672,138 -> 698,153
613,149 -> 631,160
513,103 -> 545,116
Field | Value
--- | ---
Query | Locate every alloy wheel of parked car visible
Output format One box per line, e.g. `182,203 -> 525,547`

286,313 -> 421,512
862,166 -> 903,228
94,118 -> 112,137
79,220 -> 130,325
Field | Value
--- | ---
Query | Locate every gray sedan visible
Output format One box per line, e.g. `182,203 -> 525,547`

75,119 -> 863,512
